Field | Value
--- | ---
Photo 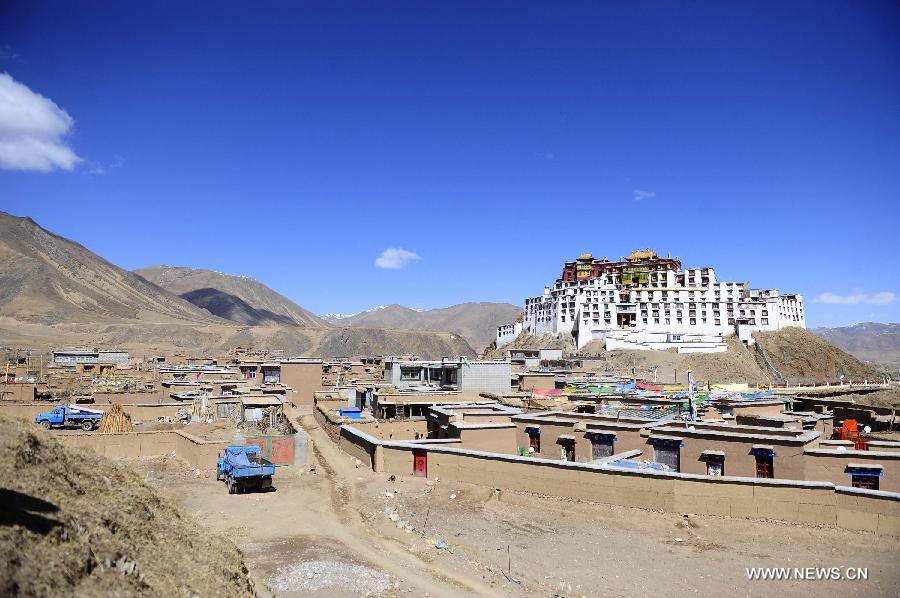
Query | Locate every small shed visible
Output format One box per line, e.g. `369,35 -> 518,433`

241,395 -> 284,422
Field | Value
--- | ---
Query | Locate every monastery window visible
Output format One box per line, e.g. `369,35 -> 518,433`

665,319 -> 670,325
851,475 -> 879,490
762,310 -> 768,316
702,453 -> 724,476
848,466 -> 881,490
527,428 -> 541,453
654,318 -> 660,324
728,318 -> 734,325
690,319 -> 697,325
400,367 -> 421,381
761,318 -> 769,325
715,319 -> 721,326
753,449 -> 775,478
559,438 -> 575,462
651,440 -> 681,472
589,434 -> 615,460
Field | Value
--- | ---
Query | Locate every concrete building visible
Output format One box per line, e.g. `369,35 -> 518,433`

498,249 -> 805,351
52,349 -> 129,365
383,358 -> 511,395
507,348 -> 563,368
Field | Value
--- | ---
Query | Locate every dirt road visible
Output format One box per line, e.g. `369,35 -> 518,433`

132,412 -> 900,597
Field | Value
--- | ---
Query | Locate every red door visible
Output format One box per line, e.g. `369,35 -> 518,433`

413,449 -> 427,477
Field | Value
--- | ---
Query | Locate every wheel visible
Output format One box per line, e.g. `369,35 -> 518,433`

80,420 -> 94,431
39,420 -> 51,430
227,479 -> 236,495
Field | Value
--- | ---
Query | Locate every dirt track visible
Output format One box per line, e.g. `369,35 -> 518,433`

128,409 -> 900,597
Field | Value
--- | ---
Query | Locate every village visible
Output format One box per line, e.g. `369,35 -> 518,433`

2,330 -> 899,595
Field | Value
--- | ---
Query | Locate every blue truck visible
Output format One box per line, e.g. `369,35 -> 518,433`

35,405 -> 103,431
216,445 -> 276,494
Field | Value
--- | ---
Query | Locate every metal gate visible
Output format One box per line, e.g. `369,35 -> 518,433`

413,449 -> 427,477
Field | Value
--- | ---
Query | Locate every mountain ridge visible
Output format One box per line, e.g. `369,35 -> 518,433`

134,265 -> 326,328
813,322 -> 900,372
322,302 -> 522,350
0,212 -> 222,326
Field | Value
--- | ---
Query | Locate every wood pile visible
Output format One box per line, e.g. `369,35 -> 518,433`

98,403 -> 133,433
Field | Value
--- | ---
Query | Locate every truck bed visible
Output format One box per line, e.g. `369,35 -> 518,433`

230,464 -> 276,478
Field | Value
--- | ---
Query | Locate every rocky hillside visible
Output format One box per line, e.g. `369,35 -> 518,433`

491,327 -> 882,384
315,327 -> 475,359
0,212 -> 219,325
323,303 -> 521,350
135,265 -> 326,328
814,322 -> 900,373
754,327 -> 884,383
0,414 -> 254,596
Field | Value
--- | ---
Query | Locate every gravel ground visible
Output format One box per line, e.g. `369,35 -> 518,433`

267,560 -> 397,596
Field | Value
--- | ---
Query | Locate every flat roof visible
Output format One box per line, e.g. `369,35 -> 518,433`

241,397 -> 283,407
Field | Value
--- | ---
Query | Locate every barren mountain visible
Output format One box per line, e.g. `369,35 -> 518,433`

0,212 -> 218,326
813,322 -> 900,373
322,303 -> 521,350
135,265 -> 326,327
0,214 -> 475,358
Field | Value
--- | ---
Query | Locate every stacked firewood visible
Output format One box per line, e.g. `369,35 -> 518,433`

98,403 -> 133,433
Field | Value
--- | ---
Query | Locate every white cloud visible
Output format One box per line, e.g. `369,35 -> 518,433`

375,248 -> 421,269
815,291 -> 897,306
633,189 -> 656,202
0,72 -> 81,172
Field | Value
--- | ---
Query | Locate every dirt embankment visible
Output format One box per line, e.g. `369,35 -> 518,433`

491,328 -> 883,384
0,415 -> 256,596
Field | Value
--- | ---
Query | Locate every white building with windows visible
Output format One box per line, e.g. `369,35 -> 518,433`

497,250 -> 805,352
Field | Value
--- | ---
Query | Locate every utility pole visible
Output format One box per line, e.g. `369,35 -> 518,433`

687,365 -> 697,422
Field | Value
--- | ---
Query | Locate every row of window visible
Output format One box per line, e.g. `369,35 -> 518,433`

526,434 -> 881,489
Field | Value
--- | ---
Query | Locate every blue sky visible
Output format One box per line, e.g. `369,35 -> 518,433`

1,1 -> 898,326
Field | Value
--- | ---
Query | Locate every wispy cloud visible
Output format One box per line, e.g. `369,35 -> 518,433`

0,72 -> 81,172
633,189 -> 656,202
0,45 -> 23,63
375,248 -> 421,270
815,291 -> 897,305
84,155 -> 125,176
